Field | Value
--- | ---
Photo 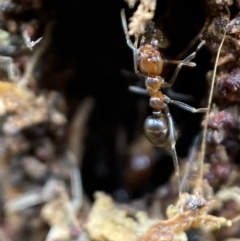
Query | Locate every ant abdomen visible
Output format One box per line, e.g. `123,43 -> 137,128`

144,112 -> 168,146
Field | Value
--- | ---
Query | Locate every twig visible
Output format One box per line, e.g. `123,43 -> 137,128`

67,98 -> 94,167
197,15 -> 228,193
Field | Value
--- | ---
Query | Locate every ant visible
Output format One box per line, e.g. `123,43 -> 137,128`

121,9 -> 207,197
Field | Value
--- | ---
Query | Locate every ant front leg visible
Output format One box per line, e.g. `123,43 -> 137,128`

163,40 -> 206,88
164,95 -> 208,113
164,59 -> 196,68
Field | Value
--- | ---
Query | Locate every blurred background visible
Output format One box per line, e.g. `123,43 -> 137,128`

0,0 -> 211,205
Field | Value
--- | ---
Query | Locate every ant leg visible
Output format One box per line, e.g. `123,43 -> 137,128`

129,85 -> 148,95
135,71 -> 146,80
162,40 -> 205,88
164,95 -> 208,113
181,40 -> 206,63
120,9 -> 139,73
129,86 -> 197,105
165,88 -> 195,103
121,68 -> 145,81
164,59 -> 196,67
164,106 -> 181,198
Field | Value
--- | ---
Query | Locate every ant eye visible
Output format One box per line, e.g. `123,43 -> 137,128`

152,56 -> 158,62
152,39 -> 158,47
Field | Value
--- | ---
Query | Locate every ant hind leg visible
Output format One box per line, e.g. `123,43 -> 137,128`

164,106 -> 182,199
164,95 -> 208,113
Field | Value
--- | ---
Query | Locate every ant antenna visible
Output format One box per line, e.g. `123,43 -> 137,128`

121,9 -> 129,38
121,9 -> 136,50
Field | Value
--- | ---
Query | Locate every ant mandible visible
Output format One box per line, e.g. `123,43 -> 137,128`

121,9 -> 207,197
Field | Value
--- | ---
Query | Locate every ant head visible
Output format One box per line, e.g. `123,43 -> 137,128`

140,21 -> 169,49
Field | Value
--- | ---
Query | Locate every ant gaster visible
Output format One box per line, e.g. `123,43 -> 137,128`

121,9 -> 207,197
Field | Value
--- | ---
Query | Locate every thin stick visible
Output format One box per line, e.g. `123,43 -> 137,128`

197,27 -> 227,193
231,214 -> 240,224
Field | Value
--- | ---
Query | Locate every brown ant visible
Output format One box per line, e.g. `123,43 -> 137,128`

121,9 -> 207,197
